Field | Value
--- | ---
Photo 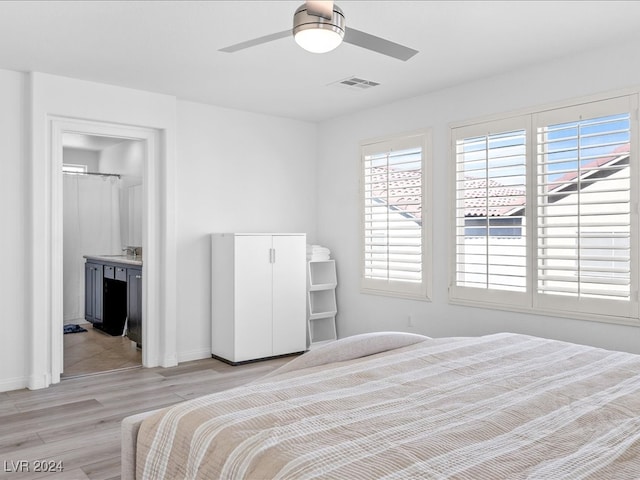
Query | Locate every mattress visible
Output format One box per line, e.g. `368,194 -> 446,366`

134,332 -> 640,479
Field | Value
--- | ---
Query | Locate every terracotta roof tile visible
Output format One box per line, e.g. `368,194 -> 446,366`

462,178 -> 526,217
370,167 -> 423,219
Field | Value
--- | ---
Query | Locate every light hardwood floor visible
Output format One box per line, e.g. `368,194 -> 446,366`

0,355 -> 291,479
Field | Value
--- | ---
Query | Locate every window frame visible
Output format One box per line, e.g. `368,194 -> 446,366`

62,163 -> 88,174
449,92 -> 640,326
360,129 -> 432,301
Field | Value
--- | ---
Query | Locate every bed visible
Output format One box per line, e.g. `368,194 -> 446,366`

122,332 -> 640,479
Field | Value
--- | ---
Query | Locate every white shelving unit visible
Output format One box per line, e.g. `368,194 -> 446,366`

307,259 -> 337,348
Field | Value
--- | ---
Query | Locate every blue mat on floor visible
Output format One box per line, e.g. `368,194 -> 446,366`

63,324 -> 88,334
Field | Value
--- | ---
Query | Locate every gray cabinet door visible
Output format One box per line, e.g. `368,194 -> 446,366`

126,268 -> 142,346
85,262 -> 103,324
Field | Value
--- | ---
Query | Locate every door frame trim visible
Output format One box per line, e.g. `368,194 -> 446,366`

30,116 -> 174,388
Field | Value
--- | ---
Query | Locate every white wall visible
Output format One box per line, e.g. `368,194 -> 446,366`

175,101 -> 317,361
57,103 -> 319,365
316,41 -> 640,354
99,140 -> 144,186
0,69 -> 27,391
63,148 -> 100,171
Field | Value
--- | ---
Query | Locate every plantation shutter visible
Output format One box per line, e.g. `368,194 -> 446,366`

361,133 -> 429,299
450,118 -> 529,306
534,96 -> 637,318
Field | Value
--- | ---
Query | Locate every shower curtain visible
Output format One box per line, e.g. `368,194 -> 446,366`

63,174 -> 122,321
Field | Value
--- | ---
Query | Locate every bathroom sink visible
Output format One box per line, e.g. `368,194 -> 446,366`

84,254 -> 143,264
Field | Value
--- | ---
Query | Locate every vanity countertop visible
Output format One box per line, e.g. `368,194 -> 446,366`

84,254 -> 143,266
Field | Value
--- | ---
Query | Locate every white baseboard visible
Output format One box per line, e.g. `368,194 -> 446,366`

0,375 -> 29,393
177,347 -> 211,363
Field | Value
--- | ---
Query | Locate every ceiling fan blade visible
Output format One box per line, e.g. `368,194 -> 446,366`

219,30 -> 291,53
343,28 -> 418,61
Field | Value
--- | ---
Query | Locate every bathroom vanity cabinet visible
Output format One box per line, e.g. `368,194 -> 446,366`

126,267 -> 142,346
84,262 -> 103,325
84,256 -> 143,345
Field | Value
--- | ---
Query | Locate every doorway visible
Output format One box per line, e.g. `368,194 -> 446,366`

61,134 -> 143,377
35,116 -> 173,388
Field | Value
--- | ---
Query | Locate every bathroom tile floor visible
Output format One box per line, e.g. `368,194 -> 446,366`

63,322 -> 142,378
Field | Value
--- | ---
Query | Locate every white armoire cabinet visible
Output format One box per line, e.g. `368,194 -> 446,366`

211,233 -> 307,364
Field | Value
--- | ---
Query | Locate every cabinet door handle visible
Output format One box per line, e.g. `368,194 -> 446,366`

135,275 -> 142,279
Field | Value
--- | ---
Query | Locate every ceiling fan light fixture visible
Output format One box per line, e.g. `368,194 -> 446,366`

294,28 -> 343,54
293,3 -> 345,54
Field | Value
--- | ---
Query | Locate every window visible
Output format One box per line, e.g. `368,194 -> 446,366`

62,163 -> 88,174
534,100 -> 634,318
453,121 -> 528,303
451,94 -> 638,323
361,131 -> 431,299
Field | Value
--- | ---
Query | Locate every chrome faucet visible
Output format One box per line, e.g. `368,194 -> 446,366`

122,247 -> 137,257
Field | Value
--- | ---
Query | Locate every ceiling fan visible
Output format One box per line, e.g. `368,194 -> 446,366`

219,0 -> 418,61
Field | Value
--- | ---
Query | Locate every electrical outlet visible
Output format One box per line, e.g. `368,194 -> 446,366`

407,314 -> 415,327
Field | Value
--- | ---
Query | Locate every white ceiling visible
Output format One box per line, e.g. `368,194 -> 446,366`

1,1 -> 639,122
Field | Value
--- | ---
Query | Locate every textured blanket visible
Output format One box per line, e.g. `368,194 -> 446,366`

136,333 -> 640,479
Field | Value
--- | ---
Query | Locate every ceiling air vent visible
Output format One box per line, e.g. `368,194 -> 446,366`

330,76 -> 380,91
